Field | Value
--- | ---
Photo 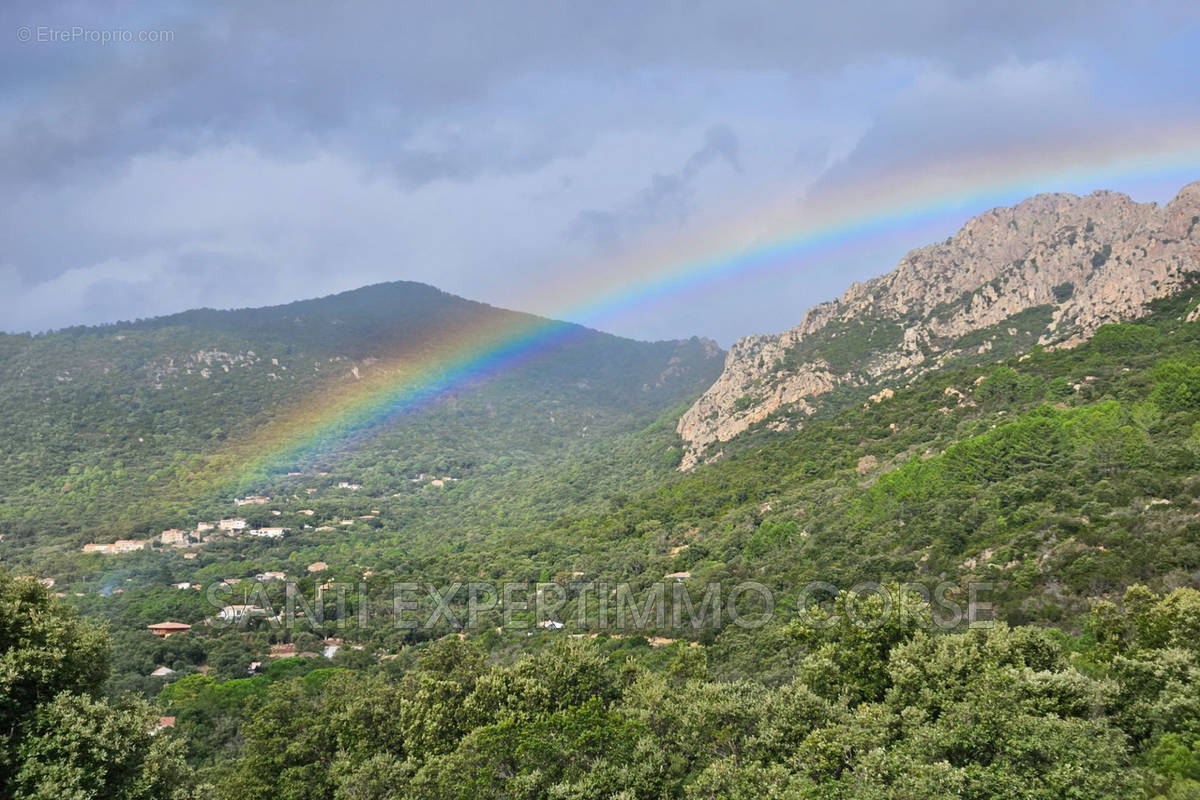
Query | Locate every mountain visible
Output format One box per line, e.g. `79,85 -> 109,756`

678,180 -> 1200,467
63,217 -> 1200,798
0,281 -> 723,556
7,187 -> 1200,800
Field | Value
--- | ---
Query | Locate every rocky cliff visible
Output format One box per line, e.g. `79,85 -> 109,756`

678,180 -> 1200,469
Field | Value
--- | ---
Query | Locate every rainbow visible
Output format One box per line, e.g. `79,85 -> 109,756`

196,311 -> 588,496
203,125 -> 1200,495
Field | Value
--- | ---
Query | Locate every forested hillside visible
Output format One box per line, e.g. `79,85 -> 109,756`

4,260 -> 1200,799
0,281 -> 723,559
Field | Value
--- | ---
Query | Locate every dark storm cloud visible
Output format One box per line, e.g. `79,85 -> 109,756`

2,0 -> 1198,341
2,0 -> 1177,183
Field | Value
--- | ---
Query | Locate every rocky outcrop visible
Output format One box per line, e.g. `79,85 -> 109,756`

678,180 -> 1200,469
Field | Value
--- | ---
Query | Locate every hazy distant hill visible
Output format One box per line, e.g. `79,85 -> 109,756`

0,282 -> 723,554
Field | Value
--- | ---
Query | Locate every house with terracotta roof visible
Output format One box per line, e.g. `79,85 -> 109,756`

147,621 -> 192,638
150,716 -> 175,735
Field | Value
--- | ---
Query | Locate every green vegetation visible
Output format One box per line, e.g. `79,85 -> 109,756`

0,281 -> 722,560
9,570 -> 1200,798
4,278 -> 1200,796
0,573 -> 195,799
783,316 -> 905,374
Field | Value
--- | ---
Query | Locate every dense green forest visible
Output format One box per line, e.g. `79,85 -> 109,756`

5,572 -> 1200,798
0,281 -> 723,556
4,279 -> 1200,797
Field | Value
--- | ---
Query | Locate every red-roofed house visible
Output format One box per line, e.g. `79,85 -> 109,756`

147,621 -> 192,638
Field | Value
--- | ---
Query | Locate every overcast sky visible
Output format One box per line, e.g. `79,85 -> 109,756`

3,1 -> 1199,344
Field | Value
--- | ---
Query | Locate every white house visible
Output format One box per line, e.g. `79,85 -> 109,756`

249,527 -> 287,539
216,604 -> 267,622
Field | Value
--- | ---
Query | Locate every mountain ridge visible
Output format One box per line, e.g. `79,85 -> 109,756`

677,179 -> 1200,468
19,279 -> 718,351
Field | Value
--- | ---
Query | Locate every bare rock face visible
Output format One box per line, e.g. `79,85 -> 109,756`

678,181 -> 1200,469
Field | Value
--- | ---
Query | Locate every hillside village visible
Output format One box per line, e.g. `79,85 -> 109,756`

80,514 -> 289,555
77,473 -> 461,557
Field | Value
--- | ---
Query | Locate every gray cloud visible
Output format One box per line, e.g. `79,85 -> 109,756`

569,124 -> 743,253
4,0 -> 1186,184
808,61 -> 1094,193
1,0 -> 1198,343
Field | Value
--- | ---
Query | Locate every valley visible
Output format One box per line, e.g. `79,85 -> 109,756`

5,184 -> 1200,798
